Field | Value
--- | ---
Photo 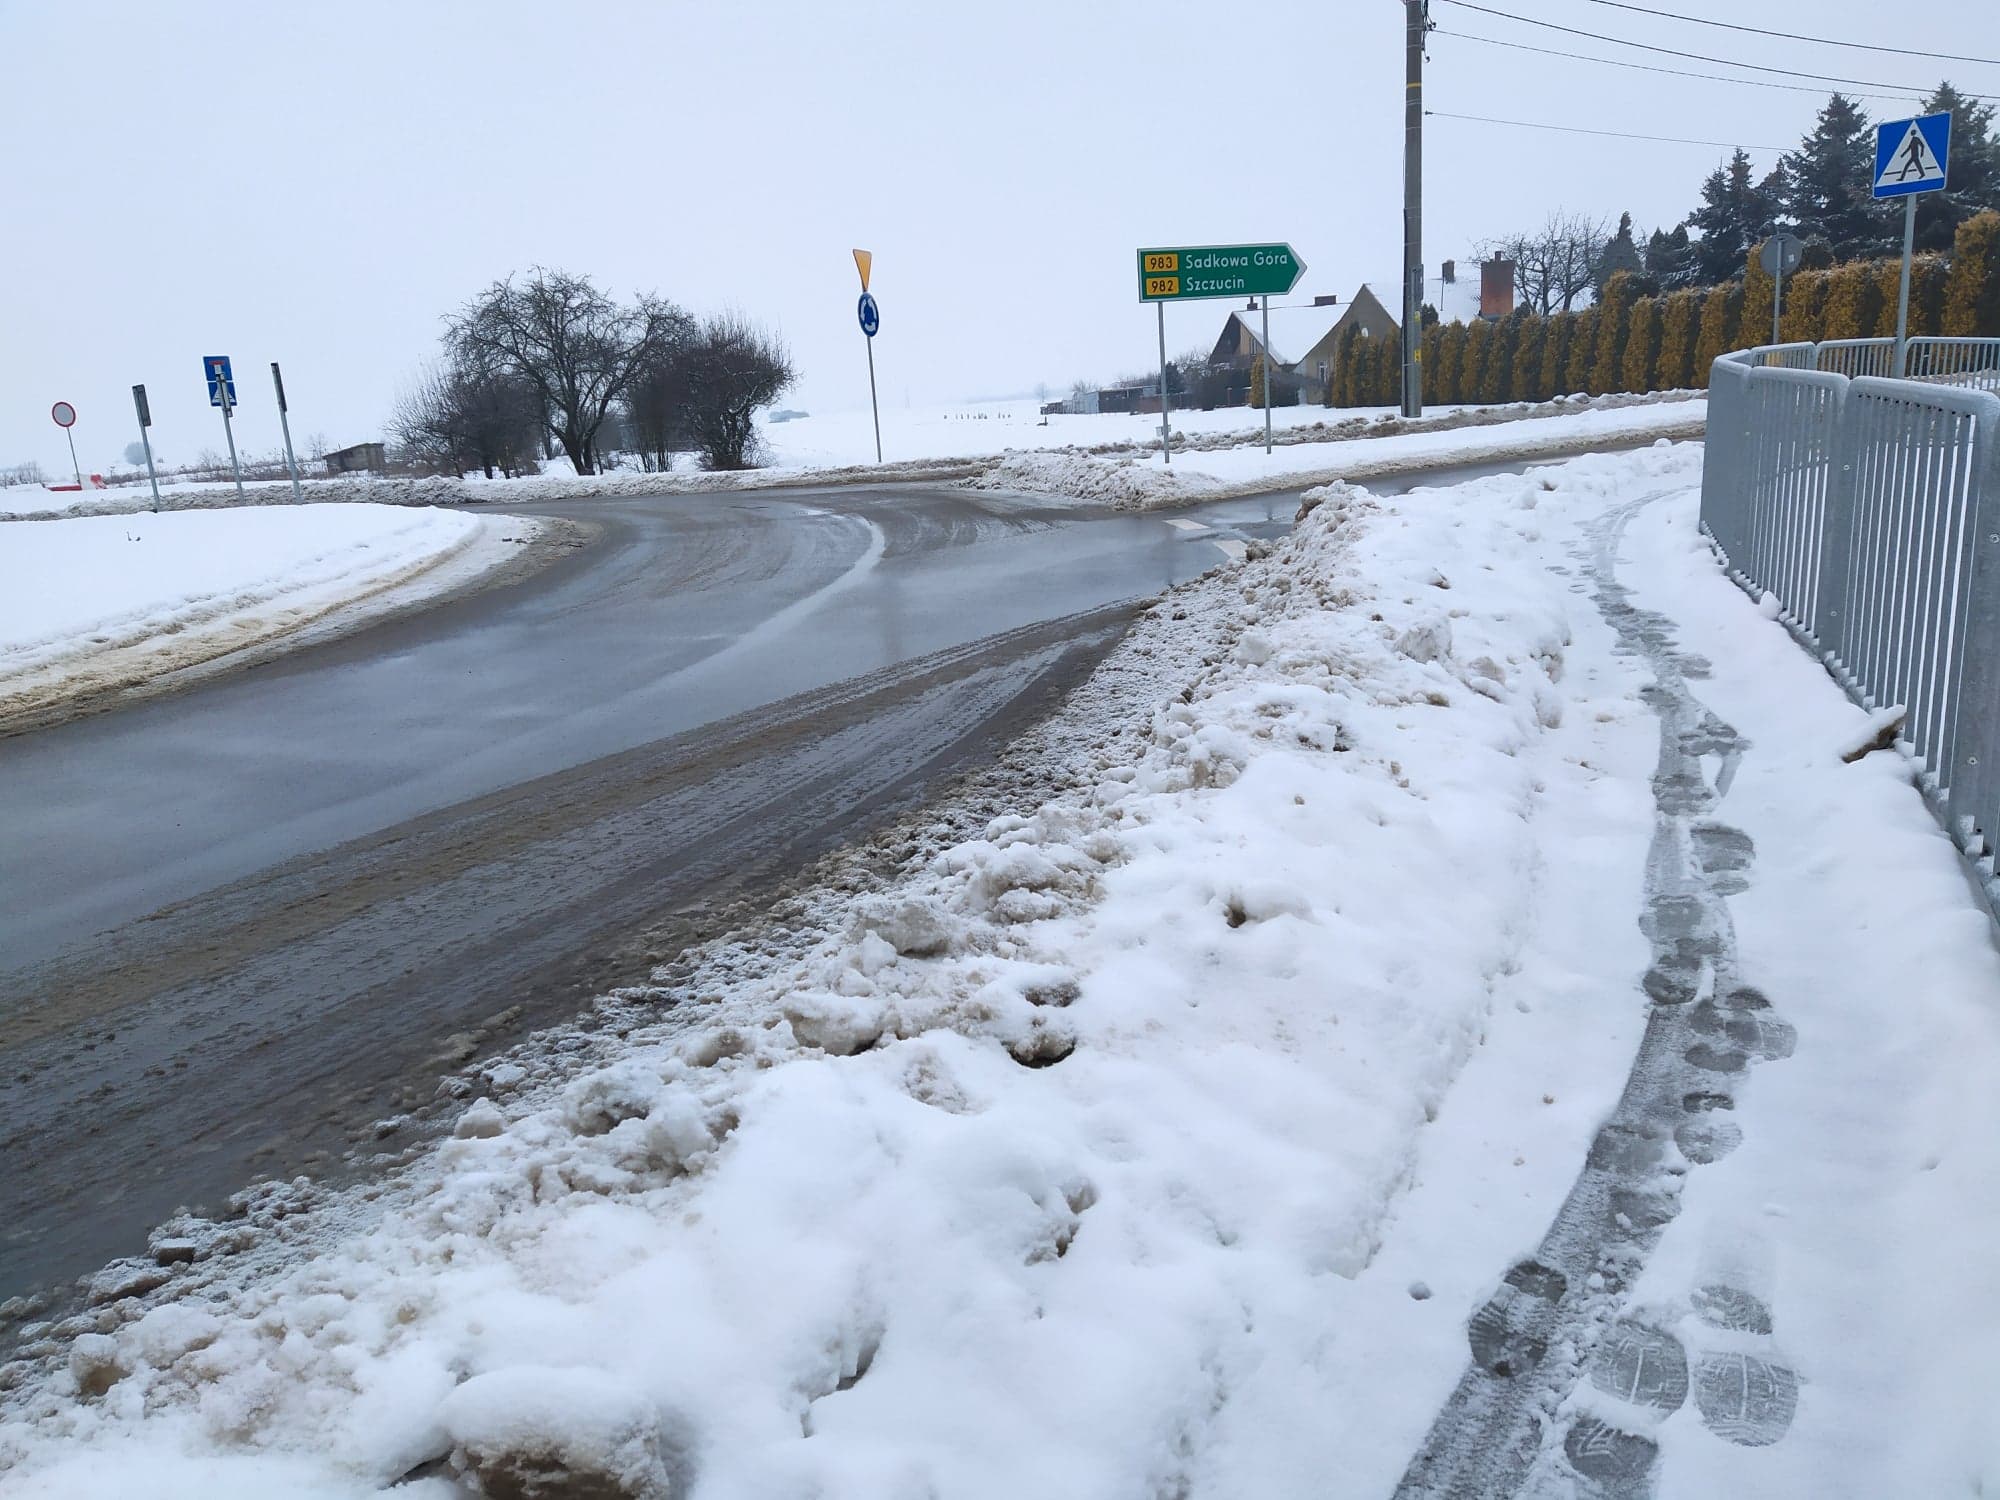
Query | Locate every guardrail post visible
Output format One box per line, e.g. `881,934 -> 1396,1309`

1811,380 -> 1858,664
1945,410 -> 2000,865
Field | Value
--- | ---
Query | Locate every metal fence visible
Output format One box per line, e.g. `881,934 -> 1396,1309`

1700,338 -> 2000,908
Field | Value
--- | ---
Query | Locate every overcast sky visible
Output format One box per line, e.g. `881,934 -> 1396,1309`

3,0 -> 1986,473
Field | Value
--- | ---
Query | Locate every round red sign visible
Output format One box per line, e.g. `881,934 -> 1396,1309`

50,401 -> 77,428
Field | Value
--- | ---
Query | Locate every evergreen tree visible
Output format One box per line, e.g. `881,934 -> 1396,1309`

1820,260 -> 1883,340
1622,297 -> 1663,392
1483,313 -> 1522,403
1691,282 -> 1744,384
1462,319 -> 1493,404
1688,149 -> 1783,285
1510,314 -> 1545,402
1644,225 -> 1702,290
1376,332 -> 1404,407
1593,212 -> 1646,295
1914,83 -> 2000,252
1541,314 -> 1573,399
1656,290 -> 1703,389
1589,273 -> 1639,394
1435,322 -> 1468,403
1249,354 -> 1267,408
1781,94 -> 1880,259
1563,307 -> 1601,393
1741,247 -> 1778,348
1943,210 -> 2000,336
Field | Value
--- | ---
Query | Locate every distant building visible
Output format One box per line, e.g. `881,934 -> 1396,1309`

1288,284 -> 1401,392
767,409 -> 809,424
324,442 -> 387,474
1096,380 -> 1160,416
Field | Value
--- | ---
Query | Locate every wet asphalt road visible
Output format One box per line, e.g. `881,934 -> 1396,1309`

0,463 -> 1555,1306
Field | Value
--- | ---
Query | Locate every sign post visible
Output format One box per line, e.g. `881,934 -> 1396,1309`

1260,296 -> 1273,455
271,362 -> 304,503
1872,112 -> 1952,376
1137,242 -> 1307,467
205,355 -> 246,500
132,384 -> 162,512
1759,234 -> 1805,347
853,250 -> 882,465
49,401 -> 81,488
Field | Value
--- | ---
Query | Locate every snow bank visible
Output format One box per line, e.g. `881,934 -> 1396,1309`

0,449 -> 1637,1496
0,392 -> 1700,521
0,505 -> 519,728
967,396 -> 1707,510
5,439 -> 1995,1498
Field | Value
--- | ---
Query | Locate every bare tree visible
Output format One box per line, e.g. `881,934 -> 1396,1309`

3,460 -> 48,486
622,315 -> 698,472
680,313 -> 797,470
447,267 -> 686,476
391,356 -> 543,478
1487,211 -> 1610,314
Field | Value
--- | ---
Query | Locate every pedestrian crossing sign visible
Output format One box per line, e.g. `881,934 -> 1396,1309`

1873,113 -> 1951,198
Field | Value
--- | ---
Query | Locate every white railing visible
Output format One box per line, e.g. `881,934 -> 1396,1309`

1702,341 -> 2000,908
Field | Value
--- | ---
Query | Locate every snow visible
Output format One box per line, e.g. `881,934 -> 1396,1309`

3,440 -> 1996,1498
967,396 -> 1707,509
0,392 -> 1701,520
0,505 -> 525,727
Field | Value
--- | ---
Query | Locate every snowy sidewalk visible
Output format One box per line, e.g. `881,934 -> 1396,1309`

0,505 -> 537,731
2,444 -> 1996,1499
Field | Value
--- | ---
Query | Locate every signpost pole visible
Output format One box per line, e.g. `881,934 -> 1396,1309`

272,362 -> 304,503
133,384 -> 161,513
63,427 -> 81,489
1894,194 -> 1917,376
1156,302 -> 1171,467
1773,258 -> 1785,348
1261,296 -> 1273,455
216,363 -> 246,500
865,337 -> 881,465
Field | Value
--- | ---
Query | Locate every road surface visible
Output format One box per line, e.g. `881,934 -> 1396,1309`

0,463 -> 1558,1309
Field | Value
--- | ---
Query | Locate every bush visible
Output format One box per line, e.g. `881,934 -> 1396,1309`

1944,210 -> 2000,336
1434,322 -> 1467,404
1777,267 -> 1830,345
1820,260 -> 1883,342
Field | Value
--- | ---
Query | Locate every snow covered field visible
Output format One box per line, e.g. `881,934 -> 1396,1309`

0,506 -> 529,729
0,393 -> 1702,521
3,441 -> 1995,1499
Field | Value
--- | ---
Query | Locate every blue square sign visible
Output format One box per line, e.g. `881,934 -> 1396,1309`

1874,113 -> 1951,198
204,354 -> 237,409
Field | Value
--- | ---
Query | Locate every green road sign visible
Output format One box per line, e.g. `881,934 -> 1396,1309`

1137,243 -> 1306,302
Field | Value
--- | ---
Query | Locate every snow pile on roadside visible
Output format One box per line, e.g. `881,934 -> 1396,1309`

0,505 -> 521,727
968,398 -> 1707,509
3,392 -> 1700,522
0,451 -> 1614,1497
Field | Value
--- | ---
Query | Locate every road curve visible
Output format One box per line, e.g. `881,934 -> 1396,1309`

0,461 -> 1577,1308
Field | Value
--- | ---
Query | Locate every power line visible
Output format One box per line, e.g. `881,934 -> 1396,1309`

1435,27 -> 1935,105
1435,0 -> 1973,96
1426,108 -> 1787,152
1582,0 -> 2000,69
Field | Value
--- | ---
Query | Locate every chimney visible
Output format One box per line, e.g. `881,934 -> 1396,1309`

1441,259 -> 1456,285
1480,255 -> 1517,319
1312,293 -> 1339,307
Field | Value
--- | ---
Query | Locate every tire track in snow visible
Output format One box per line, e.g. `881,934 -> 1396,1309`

1393,488 -> 1799,1499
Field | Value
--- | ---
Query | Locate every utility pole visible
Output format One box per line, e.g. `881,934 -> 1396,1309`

1402,0 -> 1429,419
